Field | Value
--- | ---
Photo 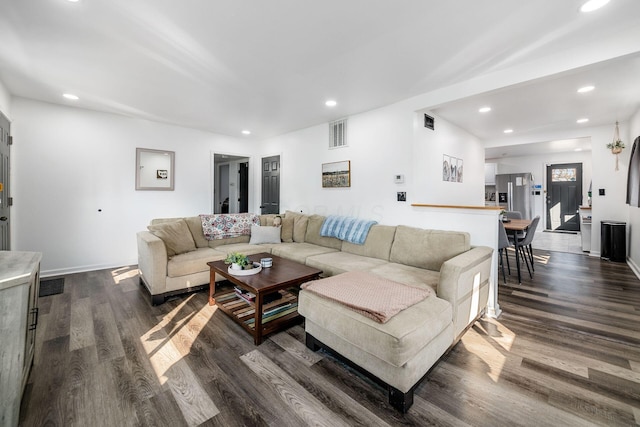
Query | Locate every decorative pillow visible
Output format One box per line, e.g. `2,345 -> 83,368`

249,224 -> 282,244
200,213 -> 260,240
147,219 -> 197,258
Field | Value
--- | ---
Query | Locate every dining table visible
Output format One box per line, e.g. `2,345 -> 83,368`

502,218 -> 533,284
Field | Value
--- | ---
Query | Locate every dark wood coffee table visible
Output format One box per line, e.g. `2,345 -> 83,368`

207,252 -> 322,345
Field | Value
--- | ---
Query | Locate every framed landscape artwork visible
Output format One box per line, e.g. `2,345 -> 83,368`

322,160 -> 351,188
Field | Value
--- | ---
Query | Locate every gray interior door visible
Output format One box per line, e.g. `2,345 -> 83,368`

261,155 -> 280,214
546,163 -> 582,231
0,112 -> 10,250
239,162 -> 248,213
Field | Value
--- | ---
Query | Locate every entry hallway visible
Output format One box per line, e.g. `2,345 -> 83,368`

20,250 -> 640,426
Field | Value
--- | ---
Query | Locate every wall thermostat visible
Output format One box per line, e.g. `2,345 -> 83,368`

394,174 -> 404,184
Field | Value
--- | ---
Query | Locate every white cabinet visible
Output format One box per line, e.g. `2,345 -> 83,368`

484,163 -> 497,185
0,251 -> 42,427
579,207 -> 592,252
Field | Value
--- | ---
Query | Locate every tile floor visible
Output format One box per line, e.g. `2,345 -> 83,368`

531,230 -> 585,255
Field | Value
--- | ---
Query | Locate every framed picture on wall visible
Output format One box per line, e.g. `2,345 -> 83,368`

443,155 -> 451,181
136,148 -> 175,191
322,160 -> 351,188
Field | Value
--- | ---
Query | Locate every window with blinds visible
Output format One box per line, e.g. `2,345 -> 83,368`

329,118 -> 347,149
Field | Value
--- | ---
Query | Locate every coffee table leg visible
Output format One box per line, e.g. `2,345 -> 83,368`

208,268 -> 216,306
254,293 -> 263,345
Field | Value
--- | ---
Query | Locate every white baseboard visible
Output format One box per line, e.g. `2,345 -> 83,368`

628,258 -> 640,280
41,260 -> 138,278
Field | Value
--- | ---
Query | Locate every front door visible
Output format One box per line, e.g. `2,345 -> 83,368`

261,155 -> 280,214
546,163 -> 582,231
0,112 -> 10,250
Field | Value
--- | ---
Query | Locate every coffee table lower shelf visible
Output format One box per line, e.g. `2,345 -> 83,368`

214,288 -> 302,344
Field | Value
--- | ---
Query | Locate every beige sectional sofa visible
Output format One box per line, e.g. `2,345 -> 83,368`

136,211 -> 493,412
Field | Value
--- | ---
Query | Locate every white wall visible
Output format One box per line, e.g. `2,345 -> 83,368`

260,102 -> 414,222
11,98 -> 255,275
259,104 -> 486,225
589,122 -> 632,257
628,109 -> 640,276
413,111 -> 485,206
490,150 -> 593,227
0,78 -> 11,118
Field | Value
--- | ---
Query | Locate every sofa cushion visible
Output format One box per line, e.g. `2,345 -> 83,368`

389,226 -> 470,271
341,225 -> 396,261
147,219 -> 197,258
184,216 -> 209,248
167,248 -> 223,277
259,214 -> 278,226
299,287 -> 452,367
270,242 -> 338,265
283,211 -> 309,243
207,235 -> 250,248
249,224 -> 282,244
305,215 -> 343,250
368,263 -> 440,291
305,251 -> 388,278
213,244 -> 274,258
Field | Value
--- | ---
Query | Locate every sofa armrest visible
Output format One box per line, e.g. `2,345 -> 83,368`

437,246 -> 493,340
137,231 -> 168,296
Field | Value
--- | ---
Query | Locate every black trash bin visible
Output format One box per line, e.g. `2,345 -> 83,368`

600,220 -> 626,262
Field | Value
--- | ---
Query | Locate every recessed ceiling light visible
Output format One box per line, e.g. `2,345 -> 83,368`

577,118 -> 589,123
325,100 -> 337,107
63,93 -> 79,100
580,0 -> 610,12
503,129 -> 514,134
67,0 -> 80,2
478,106 -> 491,113
577,85 -> 595,93
241,130 -> 251,135
575,148 -> 583,152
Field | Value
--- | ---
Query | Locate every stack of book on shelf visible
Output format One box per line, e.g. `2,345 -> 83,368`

234,286 -> 255,304
234,287 -> 283,305
244,301 -> 298,326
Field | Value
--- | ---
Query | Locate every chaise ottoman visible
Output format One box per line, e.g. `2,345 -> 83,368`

298,271 -> 454,412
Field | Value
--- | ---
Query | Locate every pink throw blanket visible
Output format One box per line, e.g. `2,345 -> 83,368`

301,271 -> 433,323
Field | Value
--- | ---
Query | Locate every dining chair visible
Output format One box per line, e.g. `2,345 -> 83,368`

504,211 -> 525,239
504,211 -> 522,219
498,221 -> 512,283
515,215 -> 540,278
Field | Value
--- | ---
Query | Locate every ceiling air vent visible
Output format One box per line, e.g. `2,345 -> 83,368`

329,118 -> 348,149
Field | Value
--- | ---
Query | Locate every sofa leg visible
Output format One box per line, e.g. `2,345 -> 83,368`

305,333 -> 321,352
389,386 -> 413,413
151,294 -> 165,306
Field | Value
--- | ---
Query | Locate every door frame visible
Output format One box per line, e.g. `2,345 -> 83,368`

0,110 -> 10,250
211,151 -> 253,214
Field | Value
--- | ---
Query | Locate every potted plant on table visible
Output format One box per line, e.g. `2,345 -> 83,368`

224,252 -> 252,270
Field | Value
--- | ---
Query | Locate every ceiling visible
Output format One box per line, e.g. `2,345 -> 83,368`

1,0 -> 640,141
433,53 -> 640,159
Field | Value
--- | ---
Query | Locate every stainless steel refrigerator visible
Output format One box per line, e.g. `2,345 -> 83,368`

496,173 -> 534,219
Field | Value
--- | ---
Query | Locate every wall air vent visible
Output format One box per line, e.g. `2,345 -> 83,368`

329,118 -> 348,149
424,114 -> 434,130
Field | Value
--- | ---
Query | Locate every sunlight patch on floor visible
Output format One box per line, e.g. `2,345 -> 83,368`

464,318 -> 517,382
139,294 -> 220,425
140,294 -> 217,381
111,267 -> 139,284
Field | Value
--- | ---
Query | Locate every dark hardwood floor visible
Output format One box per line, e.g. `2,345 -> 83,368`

19,250 -> 640,426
